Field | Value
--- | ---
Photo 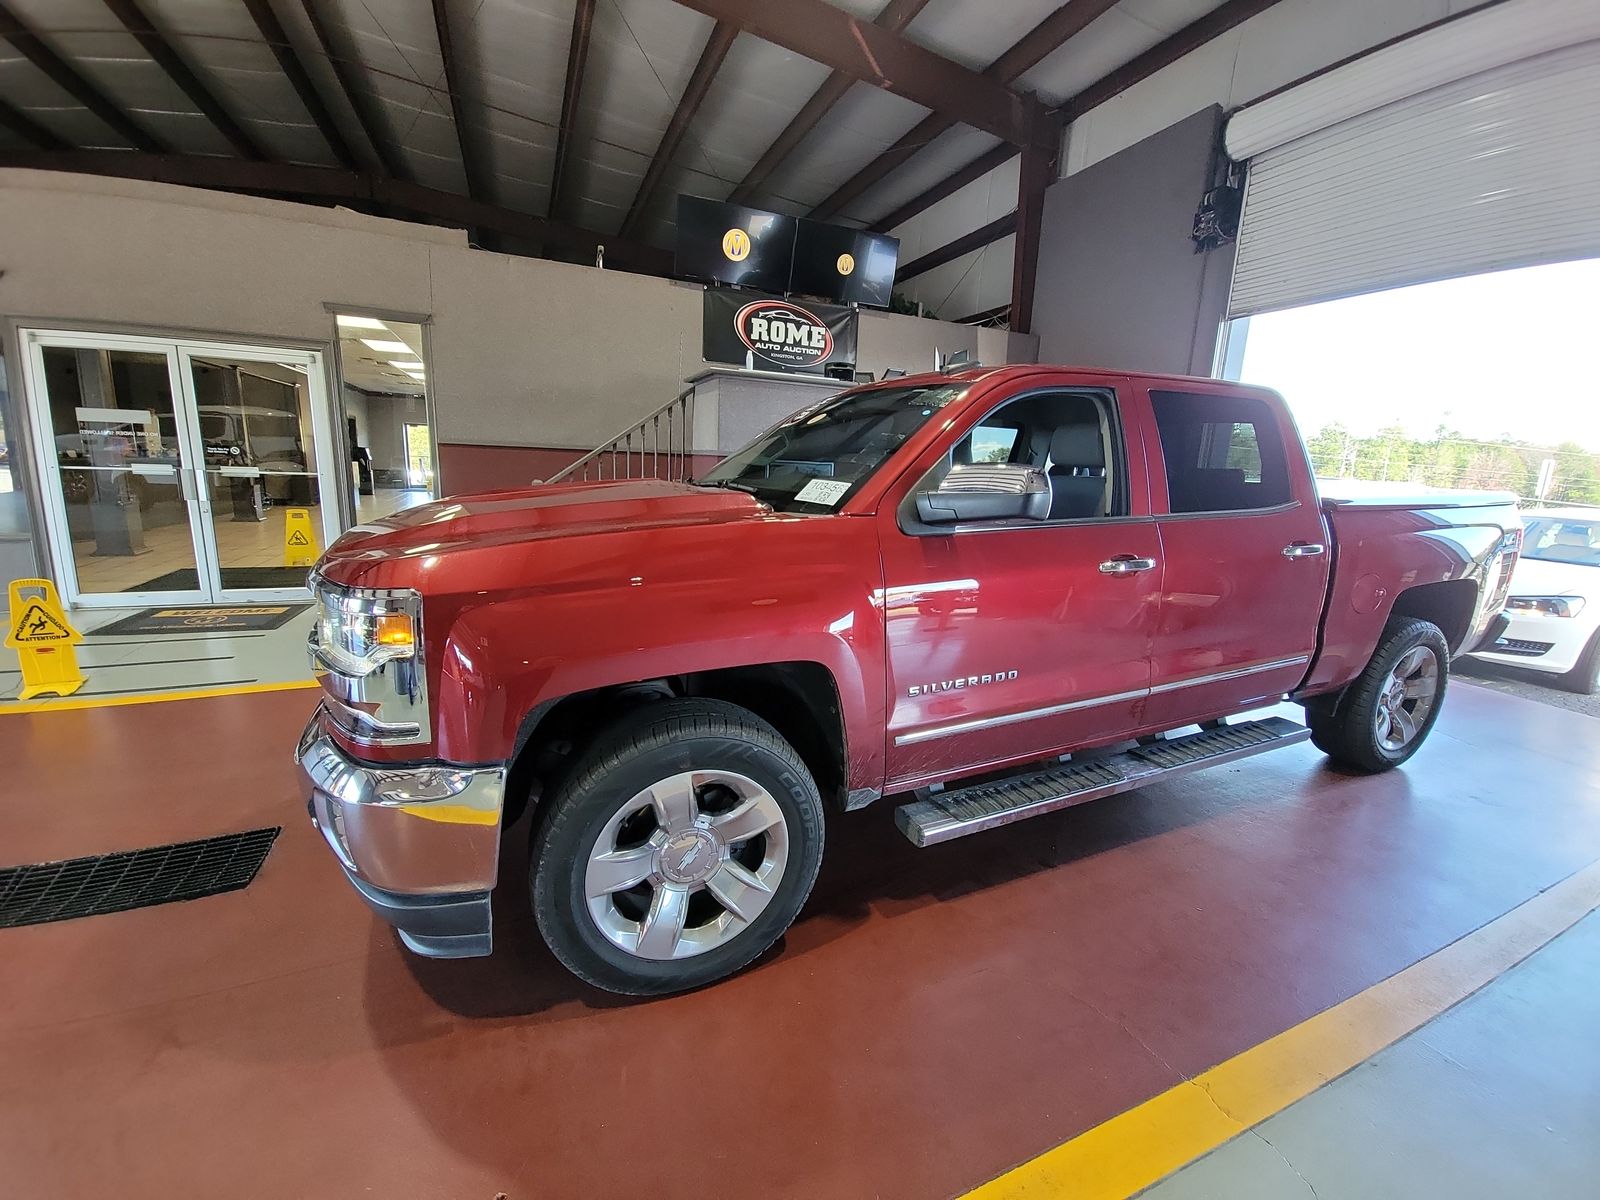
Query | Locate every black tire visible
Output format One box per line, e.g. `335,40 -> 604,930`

1307,616 -> 1450,773
530,698 -> 824,996
1559,630 -> 1600,695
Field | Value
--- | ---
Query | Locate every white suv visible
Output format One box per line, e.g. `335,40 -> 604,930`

1471,508 -> 1600,693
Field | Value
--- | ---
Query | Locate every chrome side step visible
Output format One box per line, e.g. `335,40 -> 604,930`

893,717 -> 1310,847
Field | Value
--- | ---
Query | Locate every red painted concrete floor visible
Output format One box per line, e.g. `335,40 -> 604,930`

2,681 -> 1598,1199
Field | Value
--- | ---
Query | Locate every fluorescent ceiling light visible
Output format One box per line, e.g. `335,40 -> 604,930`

402,370 -> 426,380
361,338 -> 413,354
388,359 -> 425,370
337,315 -> 388,330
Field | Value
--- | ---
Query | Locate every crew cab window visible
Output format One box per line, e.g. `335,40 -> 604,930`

967,424 -> 1020,464
936,390 -> 1123,521
1151,391 -> 1292,513
698,382 -> 969,512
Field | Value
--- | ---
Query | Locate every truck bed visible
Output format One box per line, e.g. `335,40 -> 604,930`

1317,478 -> 1518,511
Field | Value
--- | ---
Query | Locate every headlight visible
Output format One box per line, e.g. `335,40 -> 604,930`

1507,595 -> 1585,618
314,581 -> 423,676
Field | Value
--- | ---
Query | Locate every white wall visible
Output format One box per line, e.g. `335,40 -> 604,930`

0,170 -> 1035,461
890,0 -> 1492,323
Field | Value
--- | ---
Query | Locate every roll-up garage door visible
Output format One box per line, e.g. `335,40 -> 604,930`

1226,33 -> 1600,318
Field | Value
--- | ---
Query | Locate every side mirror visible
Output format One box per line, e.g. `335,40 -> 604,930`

914,463 -> 1050,524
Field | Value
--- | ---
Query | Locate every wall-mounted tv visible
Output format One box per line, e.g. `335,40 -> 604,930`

674,196 -> 797,293
790,221 -> 899,308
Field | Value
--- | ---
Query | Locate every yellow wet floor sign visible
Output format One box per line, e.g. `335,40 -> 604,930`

283,507 -> 320,567
5,578 -> 86,700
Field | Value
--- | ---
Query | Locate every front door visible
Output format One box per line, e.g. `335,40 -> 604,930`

21,330 -> 342,608
878,381 -> 1162,790
1140,384 -> 1331,725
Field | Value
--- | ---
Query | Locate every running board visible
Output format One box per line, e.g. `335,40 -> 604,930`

893,717 -> 1310,847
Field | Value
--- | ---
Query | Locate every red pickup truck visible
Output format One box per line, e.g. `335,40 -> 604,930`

297,365 -> 1520,995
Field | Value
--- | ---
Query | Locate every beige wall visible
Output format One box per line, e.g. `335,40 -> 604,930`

0,170 -> 1038,460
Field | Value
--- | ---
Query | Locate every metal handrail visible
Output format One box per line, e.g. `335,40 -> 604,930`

548,387 -> 697,484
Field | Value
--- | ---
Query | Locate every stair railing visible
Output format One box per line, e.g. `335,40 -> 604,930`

548,387 -> 697,484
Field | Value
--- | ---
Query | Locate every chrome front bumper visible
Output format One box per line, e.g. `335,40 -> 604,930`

296,707 -> 506,957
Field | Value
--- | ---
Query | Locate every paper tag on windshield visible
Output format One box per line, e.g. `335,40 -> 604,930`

795,478 -> 851,507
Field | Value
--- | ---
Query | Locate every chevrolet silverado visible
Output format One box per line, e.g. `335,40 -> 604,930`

297,366 -> 1520,994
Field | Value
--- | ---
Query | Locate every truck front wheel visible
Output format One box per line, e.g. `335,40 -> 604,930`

1307,616 -> 1450,773
530,698 -> 825,995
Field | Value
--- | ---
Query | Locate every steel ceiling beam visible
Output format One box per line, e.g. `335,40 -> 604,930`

809,0 -> 1117,221
1010,102 -> 1059,335
298,0 -> 410,179
0,96 -> 70,150
895,210 -> 1015,283
0,0 -> 168,152
429,0 -> 490,202
549,0 -> 596,220
1059,0 -> 1284,119
726,0 -> 930,207
870,141 -> 1017,233
103,0 -> 266,159
863,0 -> 1290,234
618,20 -> 737,240
0,150 -> 675,275
243,0 -> 358,169
667,0 -> 1028,144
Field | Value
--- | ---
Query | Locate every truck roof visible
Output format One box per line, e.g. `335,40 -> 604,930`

877,363 -> 1281,396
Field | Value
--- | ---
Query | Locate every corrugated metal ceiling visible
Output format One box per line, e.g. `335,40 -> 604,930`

0,0 -> 1237,259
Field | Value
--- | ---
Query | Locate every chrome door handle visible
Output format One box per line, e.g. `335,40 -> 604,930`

1282,542 -> 1326,558
1099,556 -> 1158,575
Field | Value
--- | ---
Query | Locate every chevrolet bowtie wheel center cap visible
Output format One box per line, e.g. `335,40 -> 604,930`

658,829 -> 722,885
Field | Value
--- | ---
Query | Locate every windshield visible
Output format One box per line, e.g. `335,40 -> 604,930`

698,382 -> 968,513
1522,516 -> 1600,567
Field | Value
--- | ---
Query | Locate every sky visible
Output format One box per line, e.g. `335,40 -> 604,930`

1235,257 -> 1600,452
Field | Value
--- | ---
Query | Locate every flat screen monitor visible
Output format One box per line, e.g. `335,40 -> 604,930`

675,196 -> 796,292
790,221 -> 899,307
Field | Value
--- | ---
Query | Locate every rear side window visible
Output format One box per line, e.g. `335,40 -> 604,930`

1150,391 -> 1292,513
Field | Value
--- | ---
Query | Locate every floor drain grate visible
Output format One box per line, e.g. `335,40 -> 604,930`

0,827 -> 281,928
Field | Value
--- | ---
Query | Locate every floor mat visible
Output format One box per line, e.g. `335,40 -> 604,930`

93,604 -> 308,636
132,567 -> 310,592
0,828 -> 281,928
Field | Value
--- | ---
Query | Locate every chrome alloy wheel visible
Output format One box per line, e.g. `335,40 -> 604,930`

584,770 -> 790,961
1374,644 -> 1440,752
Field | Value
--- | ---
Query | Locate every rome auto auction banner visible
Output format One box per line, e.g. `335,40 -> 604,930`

702,288 -> 858,375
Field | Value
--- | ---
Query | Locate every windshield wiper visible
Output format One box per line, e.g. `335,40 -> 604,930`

695,478 -> 763,496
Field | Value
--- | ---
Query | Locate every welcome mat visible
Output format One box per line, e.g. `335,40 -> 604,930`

93,604 -> 309,636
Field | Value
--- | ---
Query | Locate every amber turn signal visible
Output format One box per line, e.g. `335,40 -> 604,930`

374,612 -> 416,648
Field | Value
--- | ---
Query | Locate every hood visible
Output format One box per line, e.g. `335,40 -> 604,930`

319,478 -> 766,576
1508,555 -> 1596,598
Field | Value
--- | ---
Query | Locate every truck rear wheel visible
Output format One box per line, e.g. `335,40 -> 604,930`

530,698 -> 825,996
1307,616 -> 1450,773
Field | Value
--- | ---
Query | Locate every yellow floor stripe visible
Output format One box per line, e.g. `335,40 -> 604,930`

964,858 -> 1600,1200
0,678 -> 320,716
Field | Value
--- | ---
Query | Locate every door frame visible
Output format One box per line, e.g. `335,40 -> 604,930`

325,305 -> 439,511
17,327 -> 343,609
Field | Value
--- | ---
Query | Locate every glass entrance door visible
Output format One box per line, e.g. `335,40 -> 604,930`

177,347 -> 335,602
21,331 -> 341,608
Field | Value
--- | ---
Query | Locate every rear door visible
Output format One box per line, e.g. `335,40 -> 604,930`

877,376 -> 1162,790
1139,385 -> 1331,726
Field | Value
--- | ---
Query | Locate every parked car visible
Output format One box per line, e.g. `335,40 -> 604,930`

1470,508 -> 1600,692
296,366 -> 1519,995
